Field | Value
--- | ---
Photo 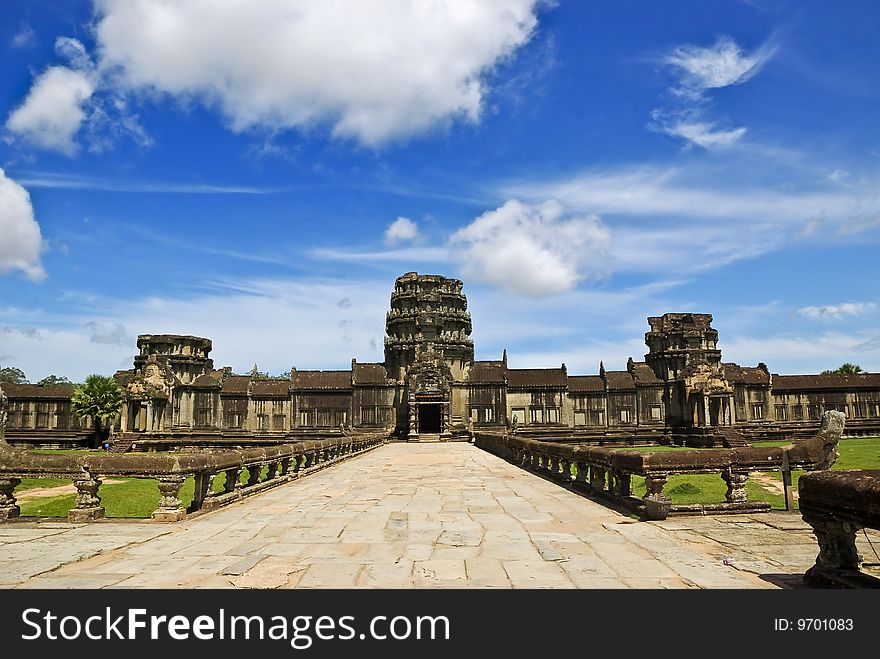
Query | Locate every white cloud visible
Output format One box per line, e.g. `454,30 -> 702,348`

92,0 -> 543,146
652,35 -> 776,150
0,169 -> 45,281
384,217 -> 419,245
450,199 -> 611,297
502,165 -> 880,274
11,24 -> 36,49
652,116 -> 747,149
798,302 -> 876,320
663,36 -> 776,93
6,66 -> 95,155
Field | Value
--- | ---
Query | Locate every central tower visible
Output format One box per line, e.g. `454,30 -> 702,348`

384,272 -> 474,439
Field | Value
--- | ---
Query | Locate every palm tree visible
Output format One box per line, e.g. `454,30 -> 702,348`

71,375 -> 124,448
821,363 -> 864,375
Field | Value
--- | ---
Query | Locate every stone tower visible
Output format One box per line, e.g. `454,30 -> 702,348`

384,272 -> 473,382
644,313 -> 732,430
384,272 -> 473,439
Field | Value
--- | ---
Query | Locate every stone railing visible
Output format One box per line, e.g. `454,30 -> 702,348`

473,411 -> 845,521
799,469 -> 880,588
0,431 -> 385,523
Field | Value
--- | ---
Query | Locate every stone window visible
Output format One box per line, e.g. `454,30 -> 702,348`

299,409 -> 315,426
852,402 -> 866,418
55,407 -> 70,429
377,407 -> 392,425
273,414 -> 286,430
361,406 -> 375,425
512,408 -> 526,425
484,407 -> 495,423
35,401 -> 50,429
226,412 -> 244,429
470,407 -> 479,422
530,408 -> 544,424
751,403 -> 764,420
257,414 -> 269,430
590,409 -> 605,426
807,404 -> 820,420
574,411 -> 587,426
196,408 -> 212,426
870,404 -> 880,418
775,405 -> 787,421
619,408 -> 632,423
792,404 -> 804,421
650,405 -> 662,421
546,407 -> 559,423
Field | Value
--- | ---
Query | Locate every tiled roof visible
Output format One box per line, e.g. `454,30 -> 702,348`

604,371 -> 635,390
220,375 -> 251,395
568,375 -> 604,393
772,373 -> 880,391
469,362 -> 506,384
2,383 -> 74,399
506,368 -> 567,389
192,370 -> 224,387
113,369 -> 136,387
251,380 -> 291,397
353,363 -> 389,385
629,362 -> 662,385
723,363 -> 770,385
292,370 -> 352,390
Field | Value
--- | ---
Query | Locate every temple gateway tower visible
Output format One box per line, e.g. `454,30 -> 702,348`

384,272 -> 474,439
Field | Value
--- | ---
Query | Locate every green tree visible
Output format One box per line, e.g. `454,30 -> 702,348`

37,374 -> 72,386
821,363 -> 864,375
71,375 -> 124,448
0,367 -> 28,384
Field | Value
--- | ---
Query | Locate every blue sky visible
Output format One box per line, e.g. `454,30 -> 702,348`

1,0 -> 879,382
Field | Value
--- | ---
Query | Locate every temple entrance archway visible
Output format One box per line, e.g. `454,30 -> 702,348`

418,404 -> 442,434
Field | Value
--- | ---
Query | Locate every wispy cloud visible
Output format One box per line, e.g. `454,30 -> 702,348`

384,217 -> 419,245
311,246 -> 449,264
650,35 -> 777,150
14,171 -> 284,194
798,302 -> 876,320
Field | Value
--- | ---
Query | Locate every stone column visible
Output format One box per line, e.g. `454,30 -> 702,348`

0,477 -> 21,521
643,472 -> 671,520
191,472 -> 211,511
246,464 -> 262,487
803,515 -> 862,573
152,475 -> 187,522
722,468 -> 749,503
559,459 -> 572,483
68,473 -> 104,522
574,462 -> 589,485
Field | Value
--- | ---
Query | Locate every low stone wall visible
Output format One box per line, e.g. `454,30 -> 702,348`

0,430 -> 386,523
473,411 -> 845,521
799,469 -> 880,588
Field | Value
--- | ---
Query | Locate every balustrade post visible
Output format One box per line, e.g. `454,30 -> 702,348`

574,462 -> 589,485
223,467 -> 241,494
279,457 -> 291,478
722,468 -> 749,503
152,475 -> 187,522
191,471 -> 211,511
643,472 -> 671,521
589,465 -> 606,491
611,470 -> 632,497
205,472 -> 222,499
0,477 -> 21,520
559,459 -> 572,483
247,464 -> 262,487
68,472 -> 104,522
547,455 -> 559,476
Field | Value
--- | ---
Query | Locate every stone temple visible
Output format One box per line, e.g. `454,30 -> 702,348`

4,272 -> 880,446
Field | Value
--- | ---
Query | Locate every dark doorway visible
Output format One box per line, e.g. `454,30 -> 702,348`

709,398 -> 721,426
418,404 -> 441,433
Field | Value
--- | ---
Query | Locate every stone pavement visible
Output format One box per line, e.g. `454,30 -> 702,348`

1,442 -> 875,589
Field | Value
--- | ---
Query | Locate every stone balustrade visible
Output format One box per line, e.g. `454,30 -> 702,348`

0,433 -> 385,523
473,411 -> 845,521
799,469 -> 880,588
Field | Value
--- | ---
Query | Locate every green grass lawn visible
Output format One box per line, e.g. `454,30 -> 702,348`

625,436 -> 880,509
17,466 -> 261,519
